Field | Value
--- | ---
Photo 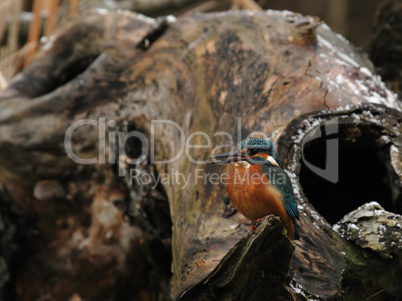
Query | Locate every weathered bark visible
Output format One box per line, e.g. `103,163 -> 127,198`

334,202 -> 402,300
278,103 -> 402,299
1,11 -> 173,301
178,215 -> 295,301
370,0 -> 402,99
0,9 -> 401,301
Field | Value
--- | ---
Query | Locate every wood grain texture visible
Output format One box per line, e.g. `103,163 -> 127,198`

0,9 -> 401,300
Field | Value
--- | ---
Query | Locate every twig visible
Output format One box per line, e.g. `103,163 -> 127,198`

24,0 -> 41,68
366,289 -> 386,300
0,41 -> 36,69
44,0 -> 59,37
176,0 -> 229,17
231,0 -> 263,11
69,0 -> 79,18
0,70 -> 8,91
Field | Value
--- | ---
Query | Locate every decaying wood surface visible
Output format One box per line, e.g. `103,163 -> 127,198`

178,215 -> 295,301
370,0 -> 402,99
0,9 -> 401,301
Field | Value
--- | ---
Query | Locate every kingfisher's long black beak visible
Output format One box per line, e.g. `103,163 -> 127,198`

209,150 -> 247,164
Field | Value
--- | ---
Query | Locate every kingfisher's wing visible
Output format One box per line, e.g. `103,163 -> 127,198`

262,164 -> 299,220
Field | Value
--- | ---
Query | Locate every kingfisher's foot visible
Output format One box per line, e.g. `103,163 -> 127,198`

250,219 -> 263,232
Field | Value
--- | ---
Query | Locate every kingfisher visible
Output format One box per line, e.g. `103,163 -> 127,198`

210,137 -> 300,240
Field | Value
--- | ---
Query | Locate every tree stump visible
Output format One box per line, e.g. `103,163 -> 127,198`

0,9 -> 401,301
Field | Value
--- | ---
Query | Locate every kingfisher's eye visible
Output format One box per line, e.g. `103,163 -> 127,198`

248,149 -> 259,155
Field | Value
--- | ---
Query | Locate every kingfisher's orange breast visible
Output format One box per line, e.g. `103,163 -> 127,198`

226,163 -> 293,229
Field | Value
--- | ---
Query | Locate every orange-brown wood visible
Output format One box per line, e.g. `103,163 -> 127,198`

226,163 -> 296,239
69,0 -> 79,18
44,0 -> 60,37
24,0 -> 41,67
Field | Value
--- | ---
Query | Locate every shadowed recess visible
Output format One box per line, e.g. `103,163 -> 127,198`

299,123 -> 400,224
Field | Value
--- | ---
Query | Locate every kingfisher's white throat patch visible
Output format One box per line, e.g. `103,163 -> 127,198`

235,161 -> 251,169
